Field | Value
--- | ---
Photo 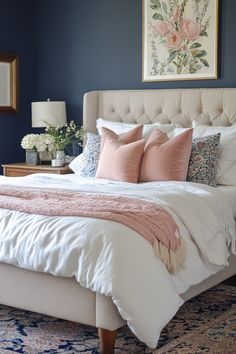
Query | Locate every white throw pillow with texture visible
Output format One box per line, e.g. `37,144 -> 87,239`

69,133 -> 101,176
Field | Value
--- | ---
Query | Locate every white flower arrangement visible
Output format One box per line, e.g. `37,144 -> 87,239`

36,134 -> 55,152
21,134 -> 38,151
21,133 -> 55,152
45,120 -> 84,151
21,121 -> 84,156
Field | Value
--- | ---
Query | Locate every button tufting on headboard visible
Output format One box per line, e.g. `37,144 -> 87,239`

83,89 -> 236,133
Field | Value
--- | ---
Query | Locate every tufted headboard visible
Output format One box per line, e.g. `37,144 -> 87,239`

83,88 -> 236,133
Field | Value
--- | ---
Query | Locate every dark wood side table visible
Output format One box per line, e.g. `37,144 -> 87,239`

2,163 -> 72,177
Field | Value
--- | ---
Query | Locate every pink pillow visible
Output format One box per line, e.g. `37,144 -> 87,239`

96,135 -> 145,183
139,129 -> 193,182
100,125 -> 143,150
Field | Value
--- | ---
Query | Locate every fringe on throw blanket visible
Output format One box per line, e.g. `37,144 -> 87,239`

154,237 -> 186,274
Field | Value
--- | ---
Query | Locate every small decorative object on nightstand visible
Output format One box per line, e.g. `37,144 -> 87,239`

21,133 -> 55,165
51,159 -> 64,167
25,149 -> 38,165
2,163 -> 72,177
21,117 -> 84,166
53,150 -> 65,166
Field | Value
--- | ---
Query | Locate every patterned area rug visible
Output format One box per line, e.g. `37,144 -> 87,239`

0,284 -> 236,353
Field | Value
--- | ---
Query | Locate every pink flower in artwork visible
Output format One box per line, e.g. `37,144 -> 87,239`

155,21 -> 170,36
171,7 -> 181,23
180,19 -> 201,41
165,31 -> 183,49
166,21 -> 175,32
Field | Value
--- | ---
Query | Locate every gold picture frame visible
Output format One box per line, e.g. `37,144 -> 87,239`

0,53 -> 19,114
142,0 -> 219,82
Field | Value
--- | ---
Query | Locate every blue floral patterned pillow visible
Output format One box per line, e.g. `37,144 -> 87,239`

187,134 -> 221,187
69,133 -> 101,176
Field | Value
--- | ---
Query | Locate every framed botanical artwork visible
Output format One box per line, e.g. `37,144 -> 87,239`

142,0 -> 219,82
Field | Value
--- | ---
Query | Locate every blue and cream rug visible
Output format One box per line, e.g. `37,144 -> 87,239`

0,284 -> 236,353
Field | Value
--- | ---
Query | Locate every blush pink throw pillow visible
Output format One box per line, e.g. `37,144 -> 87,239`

139,129 -> 193,182
100,125 -> 143,150
96,126 -> 145,183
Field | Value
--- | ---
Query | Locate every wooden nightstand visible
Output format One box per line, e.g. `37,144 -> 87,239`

2,163 -> 73,177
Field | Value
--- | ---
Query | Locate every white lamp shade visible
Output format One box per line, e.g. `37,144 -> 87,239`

32,101 -> 67,127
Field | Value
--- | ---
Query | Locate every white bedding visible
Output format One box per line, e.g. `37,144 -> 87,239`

217,185 -> 236,218
0,174 -> 235,348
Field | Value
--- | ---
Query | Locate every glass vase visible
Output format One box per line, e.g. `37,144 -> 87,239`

26,150 -> 38,165
55,151 -> 65,161
39,151 -> 52,165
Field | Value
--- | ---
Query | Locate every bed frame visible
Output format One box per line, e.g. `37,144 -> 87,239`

1,88 -> 236,354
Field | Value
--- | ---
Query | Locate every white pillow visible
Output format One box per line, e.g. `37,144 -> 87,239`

168,127 -> 189,138
96,118 -> 181,139
170,124 -> 236,186
188,124 -> 236,186
69,153 -> 84,174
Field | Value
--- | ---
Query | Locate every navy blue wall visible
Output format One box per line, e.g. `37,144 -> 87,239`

0,0 -> 36,165
35,0 -> 236,127
1,0 -> 236,166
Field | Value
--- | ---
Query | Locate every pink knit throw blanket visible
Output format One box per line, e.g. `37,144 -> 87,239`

0,185 -> 185,273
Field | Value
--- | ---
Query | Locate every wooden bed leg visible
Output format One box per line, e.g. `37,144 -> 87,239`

98,328 -> 117,354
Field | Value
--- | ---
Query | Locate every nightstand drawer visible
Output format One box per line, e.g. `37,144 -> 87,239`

2,163 -> 73,177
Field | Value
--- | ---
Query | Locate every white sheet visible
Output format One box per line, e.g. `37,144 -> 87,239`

217,185 -> 236,218
0,174 -> 235,348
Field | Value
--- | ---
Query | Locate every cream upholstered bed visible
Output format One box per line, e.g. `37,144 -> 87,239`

83,88 -> 236,132
1,88 -> 236,353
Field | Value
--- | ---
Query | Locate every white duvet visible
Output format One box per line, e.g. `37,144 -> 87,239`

0,174 -> 235,348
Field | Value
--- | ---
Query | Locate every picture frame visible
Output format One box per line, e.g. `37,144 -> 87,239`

142,0 -> 219,82
0,53 -> 19,114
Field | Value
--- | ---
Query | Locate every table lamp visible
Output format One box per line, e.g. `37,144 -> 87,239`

32,99 -> 67,127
